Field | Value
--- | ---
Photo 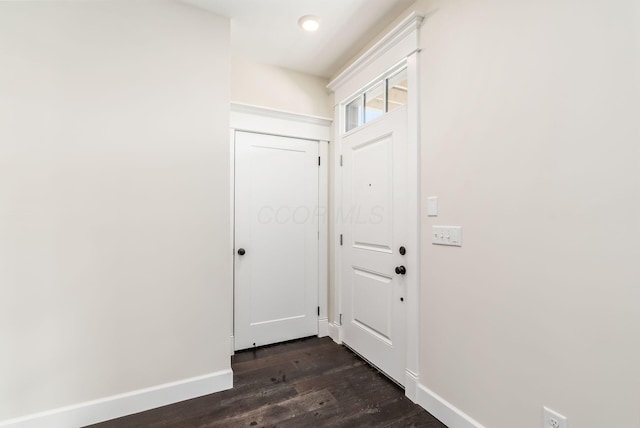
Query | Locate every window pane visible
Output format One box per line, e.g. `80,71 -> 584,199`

387,68 -> 408,112
364,82 -> 385,122
345,96 -> 362,132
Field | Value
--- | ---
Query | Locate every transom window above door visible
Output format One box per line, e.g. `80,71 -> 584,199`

344,65 -> 408,133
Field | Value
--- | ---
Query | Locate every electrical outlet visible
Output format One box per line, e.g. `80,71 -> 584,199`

543,407 -> 567,428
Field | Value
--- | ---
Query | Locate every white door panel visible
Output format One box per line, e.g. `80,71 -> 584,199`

352,268 -> 393,342
342,107 -> 408,385
235,131 -> 319,351
352,134 -> 393,251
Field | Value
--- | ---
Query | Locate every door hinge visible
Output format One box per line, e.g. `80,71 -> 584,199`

318,156 -> 321,166
340,234 -> 343,246
317,306 -> 320,316
340,155 -> 343,167
339,313 -> 343,325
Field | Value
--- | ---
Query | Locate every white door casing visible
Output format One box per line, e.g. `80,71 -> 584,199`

234,131 -> 319,350
341,107 -> 408,385
328,12 -> 424,398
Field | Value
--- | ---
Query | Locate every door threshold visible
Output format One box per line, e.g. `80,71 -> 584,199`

234,335 -> 319,354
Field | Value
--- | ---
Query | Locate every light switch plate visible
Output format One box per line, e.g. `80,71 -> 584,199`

427,196 -> 438,216
432,226 -> 462,246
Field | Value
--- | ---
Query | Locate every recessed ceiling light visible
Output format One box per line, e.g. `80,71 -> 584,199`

298,15 -> 320,32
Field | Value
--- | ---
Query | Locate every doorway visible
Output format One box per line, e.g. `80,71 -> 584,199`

340,106 -> 408,385
233,130 -> 322,351
327,12 -> 423,397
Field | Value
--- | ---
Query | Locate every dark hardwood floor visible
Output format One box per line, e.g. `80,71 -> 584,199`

88,337 -> 447,427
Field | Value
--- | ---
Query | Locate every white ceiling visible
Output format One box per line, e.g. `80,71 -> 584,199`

180,0 -> 415,78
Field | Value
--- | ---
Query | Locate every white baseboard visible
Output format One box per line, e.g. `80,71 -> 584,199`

318,317 -> 329,338
404,370 -> 419,403
0,369 -> 233,428
416,383 -> 485,428
328,322 -> 342,344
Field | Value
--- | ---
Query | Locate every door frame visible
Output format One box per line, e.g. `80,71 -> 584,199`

327,12 -> 425,402
229,102 -> 332,354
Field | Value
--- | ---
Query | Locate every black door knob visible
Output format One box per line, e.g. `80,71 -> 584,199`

395,265 -> 406,275
237,248 -> 246,256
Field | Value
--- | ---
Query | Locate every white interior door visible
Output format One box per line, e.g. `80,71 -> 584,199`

341,106 -> 408,385
234,131 -> 319,351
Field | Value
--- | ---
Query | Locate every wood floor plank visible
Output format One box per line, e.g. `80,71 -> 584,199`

87,337 -> 448,428
204,389 -> 337,428
293,359 -> 367,394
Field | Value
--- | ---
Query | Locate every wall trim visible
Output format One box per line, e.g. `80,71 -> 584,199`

230,103 -> 331,142
404,49 -> 422,394
318,317 -> 329,338
327,11 -> 425,94
0,370 -> 233,428
416,384 -> 486,428
328,322 -> 342,345
404,369 -> 420,403
231,102 -> 332,127
317,140 -> 330,338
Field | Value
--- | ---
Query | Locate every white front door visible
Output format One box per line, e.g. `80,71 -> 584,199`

341,106 -> 408,385
234,131 -> 319,351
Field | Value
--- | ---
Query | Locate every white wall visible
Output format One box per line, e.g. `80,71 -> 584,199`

332,0 -> 640,426
0,0 -> 232,423
413,0 -> 640,427
231,57 -> 332,118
